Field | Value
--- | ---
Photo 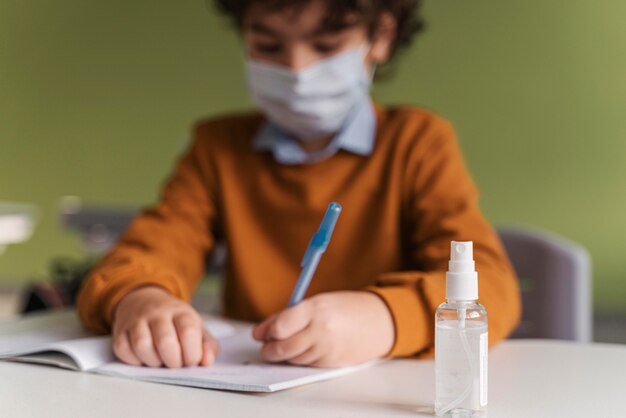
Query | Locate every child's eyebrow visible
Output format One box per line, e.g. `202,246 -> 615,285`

249,21 -> 279,37
311,20 -> 358,37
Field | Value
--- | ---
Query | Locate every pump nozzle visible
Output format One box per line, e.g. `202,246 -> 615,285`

445,241 -> 478,301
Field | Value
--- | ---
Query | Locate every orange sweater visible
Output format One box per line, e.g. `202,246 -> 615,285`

76,105 -> 521,357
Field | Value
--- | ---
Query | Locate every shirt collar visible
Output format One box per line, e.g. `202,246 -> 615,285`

252,99 -> 377,165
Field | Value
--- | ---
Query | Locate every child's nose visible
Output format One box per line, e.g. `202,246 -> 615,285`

283,46 -> 317,72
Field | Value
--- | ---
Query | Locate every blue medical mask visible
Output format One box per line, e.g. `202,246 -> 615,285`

245,46 -> 373,140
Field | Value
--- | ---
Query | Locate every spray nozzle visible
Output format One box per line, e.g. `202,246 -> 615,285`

445,241 -> 478,301
452,241 -> 472,259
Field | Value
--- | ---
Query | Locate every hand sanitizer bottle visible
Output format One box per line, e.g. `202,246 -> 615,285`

435,241 -> 488,417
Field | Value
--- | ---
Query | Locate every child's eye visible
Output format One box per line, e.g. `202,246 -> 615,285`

254,43 -> 283,54
314,43 -> 341,54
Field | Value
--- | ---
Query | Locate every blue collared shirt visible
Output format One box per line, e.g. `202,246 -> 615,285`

252,99 -> 377,165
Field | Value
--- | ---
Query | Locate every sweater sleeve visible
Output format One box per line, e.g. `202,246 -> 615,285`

76,130 -> 218,334
367,119 -> 521,358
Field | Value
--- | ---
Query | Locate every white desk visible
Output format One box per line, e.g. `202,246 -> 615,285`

1,339 -> 624,418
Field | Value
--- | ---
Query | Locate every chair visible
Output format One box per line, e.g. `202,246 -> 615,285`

497,226 -> 592,342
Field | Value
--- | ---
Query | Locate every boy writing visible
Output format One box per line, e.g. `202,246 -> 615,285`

77,0 -> 521,369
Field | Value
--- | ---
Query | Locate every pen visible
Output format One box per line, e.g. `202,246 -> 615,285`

288,202 -> 342,307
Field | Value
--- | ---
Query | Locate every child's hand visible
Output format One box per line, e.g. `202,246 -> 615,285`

252,291 -> 395,368
112,286 -> 220,368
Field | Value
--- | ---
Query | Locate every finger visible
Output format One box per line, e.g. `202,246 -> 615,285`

173,314 -> 203,367
310,356 -> 345,368
200,328 -> 220,367
149,317 -> 183,368
262,326 -> 314,363
252,314 -> 278,342
267,302 -> 312,341
130,321 -> 162,368
288,344 -> 323,367
113,331 -> 142,366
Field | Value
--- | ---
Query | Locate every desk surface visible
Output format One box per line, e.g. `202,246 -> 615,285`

1,339 -> 625,418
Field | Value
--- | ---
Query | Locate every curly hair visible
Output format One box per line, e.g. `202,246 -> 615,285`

212,0 -> 425,63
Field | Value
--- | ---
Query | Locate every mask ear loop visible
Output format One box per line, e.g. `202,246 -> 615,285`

361,43 -> 377,84
369,63 -> 378,83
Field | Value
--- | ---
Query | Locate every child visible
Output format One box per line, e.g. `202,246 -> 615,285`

77,0 -> 520,369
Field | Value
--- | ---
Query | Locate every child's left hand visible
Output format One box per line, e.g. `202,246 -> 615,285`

252,291 -> 395,368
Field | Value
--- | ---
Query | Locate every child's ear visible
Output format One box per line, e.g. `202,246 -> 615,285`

369,12 -> 397,65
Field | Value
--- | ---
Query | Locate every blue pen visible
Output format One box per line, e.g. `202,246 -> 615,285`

288,202 -> 342,307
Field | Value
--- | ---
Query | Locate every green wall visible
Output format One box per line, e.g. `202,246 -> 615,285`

1,1 -> 625,313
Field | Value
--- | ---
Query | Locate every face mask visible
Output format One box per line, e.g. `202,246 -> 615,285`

245,46 -> 373,140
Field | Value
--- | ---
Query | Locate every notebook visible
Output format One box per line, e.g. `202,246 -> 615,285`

0,310 -> 374,392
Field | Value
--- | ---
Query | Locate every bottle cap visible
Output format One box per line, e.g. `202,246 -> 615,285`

445,241 -> 478,300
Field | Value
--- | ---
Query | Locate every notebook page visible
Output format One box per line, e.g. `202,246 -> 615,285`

0,310 -> 237,371
95,326 -> 375,392
9,351 -> 99,370
2,336 -> 113,370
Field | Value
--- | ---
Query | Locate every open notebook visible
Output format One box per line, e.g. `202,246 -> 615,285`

0,310 -> 374,392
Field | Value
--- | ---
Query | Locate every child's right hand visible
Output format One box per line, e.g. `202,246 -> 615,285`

111,286 -> 220,368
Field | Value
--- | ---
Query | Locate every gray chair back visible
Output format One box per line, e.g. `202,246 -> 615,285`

497,226 -> 592,342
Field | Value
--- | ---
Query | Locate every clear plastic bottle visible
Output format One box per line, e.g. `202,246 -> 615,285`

435,241 -> 488,418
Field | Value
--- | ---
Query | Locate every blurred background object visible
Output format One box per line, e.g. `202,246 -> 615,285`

0,202 -> 37,317
0,1 -> 624,338
0,202 -> 37,252
58,196 -> 135,255
499,226 -> 592,342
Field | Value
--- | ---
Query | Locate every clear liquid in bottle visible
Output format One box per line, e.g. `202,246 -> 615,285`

435,307 -> 488,417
